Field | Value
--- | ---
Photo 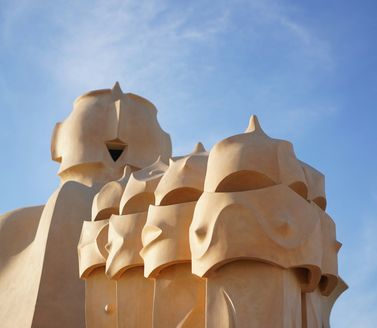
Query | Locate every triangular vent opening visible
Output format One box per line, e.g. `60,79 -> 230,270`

106,140 -> 126,162
108,148 -> 124,161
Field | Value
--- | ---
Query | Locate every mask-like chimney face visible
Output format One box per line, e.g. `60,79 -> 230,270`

154,143 -> 208,206
204,115 -> 307,198
140,143 -> 208,277
51,83 -> 172,184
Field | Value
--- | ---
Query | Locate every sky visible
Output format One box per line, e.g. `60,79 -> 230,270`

0,0 -> 376,326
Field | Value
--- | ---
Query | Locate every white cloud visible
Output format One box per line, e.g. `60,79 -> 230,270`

1,0 -> 337,132
1,4 -> 370,326
34,0 -> 231,96
232,0 -> 334,65
0,0 -> 331,98
0,0 -> 340,155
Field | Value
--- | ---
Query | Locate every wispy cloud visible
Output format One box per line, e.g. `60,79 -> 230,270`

35,0 -> 231,95
0,0 -> 338,153
242,0 -> 333,66
2,0 -> 333,93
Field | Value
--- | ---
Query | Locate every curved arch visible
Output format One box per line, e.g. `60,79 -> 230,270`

159,187 -> 202,206
319,274 -> 338,296
122,192 -> 155,215
313,197 -> 327,211
289,181 -> 308,199
215,170 -> 276,192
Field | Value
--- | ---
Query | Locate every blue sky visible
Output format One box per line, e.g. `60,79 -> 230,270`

0,0 -> 376,326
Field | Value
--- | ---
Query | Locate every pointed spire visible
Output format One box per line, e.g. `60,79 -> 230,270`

112,81 -> 123,100
244,115 -> 265,134
192,142 -> 206,154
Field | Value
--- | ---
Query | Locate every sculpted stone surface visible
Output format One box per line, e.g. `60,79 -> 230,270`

78,219 -> 116,328
204,116 -> 307,197
105,213 -> 145,278
0,85 -> 346,328
119,157 -> 167,215
190,185 -> 323,284
189,116 -> 345,327
140,143 -> 208,327
81,157 -> 169,327
52,82 -> 172,185
78,220 -> 109,278
0,83 -> 171,328
91,166 -> 132,221
205,261 -> 303,328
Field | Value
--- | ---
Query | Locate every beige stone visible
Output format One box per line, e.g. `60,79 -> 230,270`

111,160 -> 167,327
78,220 -> 116,328
31,182 -> 101,328
189,116 -> 346,327
140,144 -> 208,327
0,83 -> 171,328
204,116 -> 307,198
0,85 -> 346,328
153,142 -> 207,206
303,278 -> 348,328
81,158 -> 168,327
78,220 -> 109,279
205,261 -> 302,328
119,157 -> 168,215
52,82 -> 172,185
85,267 -> 117,328
152,263 -> 205,328
0,206 -> 45,327
91,166 -> 132,221
116,266 -> 154,328
190,185 -> 323,286
79,174 -> 154,327
105,214 -> 145,278
141,201 -> 197,277
300,160 -> 327,210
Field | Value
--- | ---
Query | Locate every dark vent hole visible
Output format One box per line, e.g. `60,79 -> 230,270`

108,148 -> 124,161
106,140 -> 126,162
